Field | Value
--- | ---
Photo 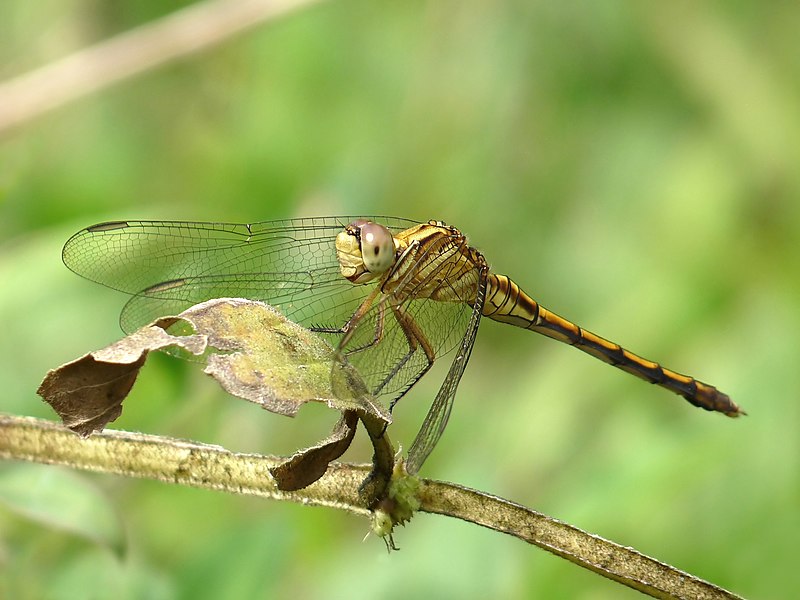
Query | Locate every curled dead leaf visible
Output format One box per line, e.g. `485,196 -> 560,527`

270,411 -> 360,491
37,318 -> 207,436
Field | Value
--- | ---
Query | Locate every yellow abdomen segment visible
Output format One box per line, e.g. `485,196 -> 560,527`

482,273 -> 743,417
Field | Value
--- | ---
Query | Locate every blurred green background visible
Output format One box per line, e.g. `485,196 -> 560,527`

1,1 -> 798,598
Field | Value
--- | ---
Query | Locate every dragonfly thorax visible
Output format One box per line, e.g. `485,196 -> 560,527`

335,220 -> 399,284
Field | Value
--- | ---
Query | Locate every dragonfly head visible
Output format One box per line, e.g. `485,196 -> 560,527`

336,220 -> 398,284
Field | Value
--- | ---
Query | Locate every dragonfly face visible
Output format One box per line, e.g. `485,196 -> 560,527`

335,220 -> 398,284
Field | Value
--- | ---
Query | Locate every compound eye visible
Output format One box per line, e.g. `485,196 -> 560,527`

359,222 -> 395,274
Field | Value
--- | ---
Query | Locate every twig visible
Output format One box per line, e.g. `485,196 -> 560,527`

420,482 -> 745,599
0,0 -> 327,135
0,415 -> 744,599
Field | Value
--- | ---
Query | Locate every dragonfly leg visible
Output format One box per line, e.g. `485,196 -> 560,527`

312,286 -> 388,355
338,294 -> 390,356
380,304 -> 436,411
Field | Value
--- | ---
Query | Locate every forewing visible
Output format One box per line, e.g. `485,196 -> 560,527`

62,216 -> 419,332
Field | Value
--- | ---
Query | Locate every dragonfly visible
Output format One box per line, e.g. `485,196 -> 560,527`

62,217 -> 743,473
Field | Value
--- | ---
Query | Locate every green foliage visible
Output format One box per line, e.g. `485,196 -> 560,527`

1,1 -> 798,598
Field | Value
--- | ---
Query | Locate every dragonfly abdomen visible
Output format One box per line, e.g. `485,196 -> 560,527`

483,273 -> 743,417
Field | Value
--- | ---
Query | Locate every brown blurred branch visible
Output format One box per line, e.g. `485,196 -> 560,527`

1,414 -> 744,600
0,0 -> 326,136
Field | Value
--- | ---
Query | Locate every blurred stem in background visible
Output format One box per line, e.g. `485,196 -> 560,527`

0,0 -> 326,136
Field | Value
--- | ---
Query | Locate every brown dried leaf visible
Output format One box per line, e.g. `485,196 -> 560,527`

37,319 -> 207,436
270,411 -> 360,491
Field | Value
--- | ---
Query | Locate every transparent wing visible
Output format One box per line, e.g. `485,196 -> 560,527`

405,269 -> 487,474
119,269 -> 369,336
62,216 -> 419,332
